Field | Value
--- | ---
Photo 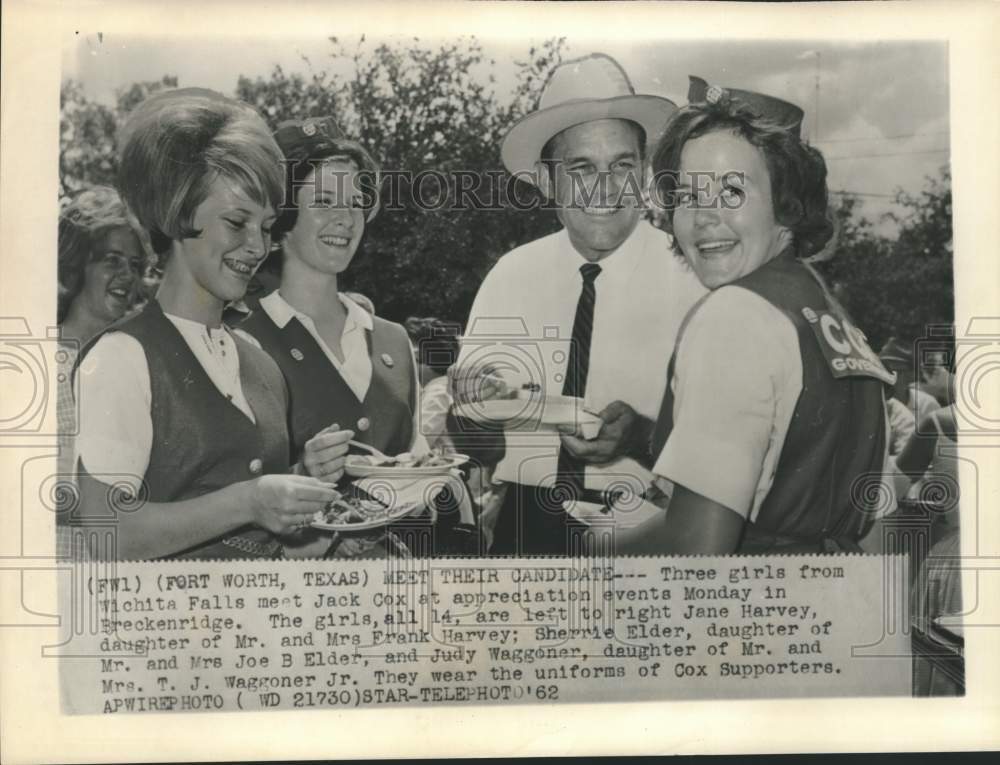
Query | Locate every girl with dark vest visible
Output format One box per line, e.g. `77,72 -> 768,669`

240,117 -> 419,461
618,78 -> 894,555
238,117 -> 458,557
73,89 -> 347,560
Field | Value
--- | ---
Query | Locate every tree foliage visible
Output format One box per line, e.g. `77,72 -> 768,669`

58,39 -> 952,337
60,80 -> 117,196
236,36 -> 566,321
60,75 -> 179,198
816,167 -> 953,349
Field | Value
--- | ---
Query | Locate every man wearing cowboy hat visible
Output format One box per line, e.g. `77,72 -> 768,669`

453,53 -> 705,556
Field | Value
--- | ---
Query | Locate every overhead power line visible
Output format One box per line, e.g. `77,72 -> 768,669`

830,190 -> 897,198
824,148 -> 950,161
815,130 -> 950,144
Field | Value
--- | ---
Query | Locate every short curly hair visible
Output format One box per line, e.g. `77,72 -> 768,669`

57,186 -> 151,323
651,100 -> 834,259
117,88 -> 284,256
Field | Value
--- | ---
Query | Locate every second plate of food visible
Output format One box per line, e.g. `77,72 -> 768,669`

452,394 -> 603,439
344,451 -> 469,478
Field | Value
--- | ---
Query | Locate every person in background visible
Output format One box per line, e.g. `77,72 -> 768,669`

452,53 -> 706,556
625,76 -> 893,555
56,186 -> 153,555
405,315 -> 506,551
73,88 -> 346,560
893,345 -> 961,695
879,337 -> 941,454
918,345 -> 956,407
58,186 -> 151,350
404,316 -> 461,453
894,345 -> 959,515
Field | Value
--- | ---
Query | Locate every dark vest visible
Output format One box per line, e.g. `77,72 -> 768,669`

76,301 -> 290,560
651,255 -> 890,553
237,294 -> 415,459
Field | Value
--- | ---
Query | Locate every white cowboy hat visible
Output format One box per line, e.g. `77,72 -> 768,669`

501,53 -> 677,185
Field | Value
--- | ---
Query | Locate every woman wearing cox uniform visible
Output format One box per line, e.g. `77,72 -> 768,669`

238,117 -> 421,461
620,77 -> 894,555
237,118 -> 475,556
73,89 -> 348,560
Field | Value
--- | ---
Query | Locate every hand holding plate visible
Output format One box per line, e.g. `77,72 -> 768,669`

559,400 -> 646,465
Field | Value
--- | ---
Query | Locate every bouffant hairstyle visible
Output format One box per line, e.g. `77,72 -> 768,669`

57,186 -> 150,323
651,101 -> 834,259
116,88 -> 284,256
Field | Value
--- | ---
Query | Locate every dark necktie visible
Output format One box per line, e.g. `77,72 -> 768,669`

556,262 -> 602,497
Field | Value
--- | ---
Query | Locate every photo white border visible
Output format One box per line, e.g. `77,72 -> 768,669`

2,0 -> 999,760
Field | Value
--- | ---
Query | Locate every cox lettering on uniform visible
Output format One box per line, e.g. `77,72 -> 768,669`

803,307 -> 896,385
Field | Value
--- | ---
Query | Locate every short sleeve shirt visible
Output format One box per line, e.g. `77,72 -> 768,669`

653,286 -> 802,521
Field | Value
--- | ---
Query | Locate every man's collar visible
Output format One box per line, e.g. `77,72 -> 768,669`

558,218 -> 650,280
260,290 -> 374,332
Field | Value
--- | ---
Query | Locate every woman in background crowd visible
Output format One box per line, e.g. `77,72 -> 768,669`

58,186 -> 150,351
73,89 -> 346,560
57,186 -> 151,553
622,77 -> 892,555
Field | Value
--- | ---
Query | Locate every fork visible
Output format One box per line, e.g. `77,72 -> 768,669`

348,440 -> 392,461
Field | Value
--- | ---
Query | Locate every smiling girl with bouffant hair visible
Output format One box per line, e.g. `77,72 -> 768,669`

71,88 -> 350,561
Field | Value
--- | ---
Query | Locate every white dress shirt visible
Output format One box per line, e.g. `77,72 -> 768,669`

459,220 -> 707,491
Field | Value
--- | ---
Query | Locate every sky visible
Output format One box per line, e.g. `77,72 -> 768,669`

63,34 -> 950,236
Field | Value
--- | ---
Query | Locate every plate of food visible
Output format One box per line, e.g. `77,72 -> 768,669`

452,392 -> 603,439
310,489 -> 423,532
563,494 -> 665,530
343,449 -> 469,478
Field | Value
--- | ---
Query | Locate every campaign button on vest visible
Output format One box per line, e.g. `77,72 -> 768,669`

248,458 -> 264,475
356,417 -> 371,432
290,348 -> 305,361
